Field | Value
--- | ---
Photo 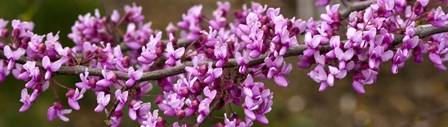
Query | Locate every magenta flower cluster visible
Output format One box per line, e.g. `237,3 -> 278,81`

0,0 -> 447,127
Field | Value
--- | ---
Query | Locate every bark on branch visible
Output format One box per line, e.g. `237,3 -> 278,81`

1,24 -> 447,81
1,1 -> 447,82
340,0 -> 375,18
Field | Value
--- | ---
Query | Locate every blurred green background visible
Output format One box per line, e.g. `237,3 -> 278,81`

0,0 -> 447,127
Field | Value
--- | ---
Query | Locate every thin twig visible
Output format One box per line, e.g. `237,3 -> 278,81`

340,0 -> 350,7
2,25 -> 447,82
398,106 -> 448,127
340,0 -> 375,18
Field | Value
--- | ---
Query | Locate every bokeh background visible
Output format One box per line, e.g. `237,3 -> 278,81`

0,0 -> 447,127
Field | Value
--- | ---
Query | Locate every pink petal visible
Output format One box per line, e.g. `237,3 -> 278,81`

68,100 -> 80,110
382,50 -> 394,61
13,48 -> 25,60
429,53 -> 442,64
174,48 -> 185,58
318,83 -> 328,92
4,45 -> 12,59
244,109 -> 256,120
47,107 -> 56,121
256,114 -> 269,124
42,56 -> 51,68
274,76 -> 288,87
129,108 -> 137,120
352,81 -> 365,94
344,49 -> 355,61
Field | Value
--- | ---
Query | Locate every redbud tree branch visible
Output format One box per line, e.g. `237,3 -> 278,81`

1,1 -> 447,82
1,25 -> 447,82
341,0 -> 375,18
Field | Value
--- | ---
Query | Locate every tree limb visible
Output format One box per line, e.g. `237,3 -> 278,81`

340,0 -> 375,18
1,24 -> 447,81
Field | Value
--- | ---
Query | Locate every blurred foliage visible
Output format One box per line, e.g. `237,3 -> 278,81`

0,0 -> 447,127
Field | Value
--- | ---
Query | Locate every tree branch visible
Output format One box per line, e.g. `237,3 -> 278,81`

119,38 -> 190,51
340,0 -> 375,18
339,0 -> 350,7
398,106 -> 448,127
1,24 -> 447,81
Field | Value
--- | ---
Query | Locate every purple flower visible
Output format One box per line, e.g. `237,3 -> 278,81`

54,43 -> 71,59
320,4 -> 340,24
308,65 -> 332,91
115,89 -> 129,111
204,86 -> 217,99
96,69 -> 116,87
391,49 -> 409,74
214,44 -> 228,67
111,10 -> 120,23
129,100 -> 143,121
0,60 -> 9,82
164,42 -> 185,66
166,22 -> 178,34
368,46 -> 393,69
346,27 -> 364,48
209,1 -> 230,29
4,45 -> 25,70
242,74 -> 273,125
185,56 -> 205,77
426,7 -> 447,27
176,75 -> 199,95
158,92 -> 185,117
129,101 -> 155,125
305,32 -> 322,49
47,102 -> 72,122
197,87 -> 217,123
352,68 -> 378,94
0,19 -> 8,37
140,109 -> 162,127
173,122 -> 188,127
235,51 -> 250,74
27,34 -> 44,55
75,69 -> 94,89
125,67 -> 143,87
11,20 -> 34,39
265,57 -> 292,87
124,3 -> 145,23
204,63 -> 223,84
19,88 -> 39,112
109,111 -> 123,127
238,12 -> 265,59
42,56 -> 63,80
315,0 -> 330,7
19,61 -> 39,81
418,0 -> 429,6
134,82 -> 153,100
94,91 -> 110,112
224,113 -> 247,127
68,9 -> 113,48
66,88 -> 86,110
378,0 -> 395,11
177,5 -> 203,41
138,32 -> 162,64
124,22 -> 153,50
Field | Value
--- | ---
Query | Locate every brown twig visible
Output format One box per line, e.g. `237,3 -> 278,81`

1,25 -> 448,81
398,106 -> 448,127
340,0 -> 375,18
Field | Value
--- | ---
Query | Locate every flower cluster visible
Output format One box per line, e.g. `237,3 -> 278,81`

0,0 -> 447,127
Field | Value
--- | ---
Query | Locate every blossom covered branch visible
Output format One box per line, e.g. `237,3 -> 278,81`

1,24 -> 447,81
0,0 -> 448,127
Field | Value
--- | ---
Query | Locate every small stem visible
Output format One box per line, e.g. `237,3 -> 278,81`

51,78 -> 70,89
50,83 -> 60,101
340,0 -> 350,7
398,106 -> 448,127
